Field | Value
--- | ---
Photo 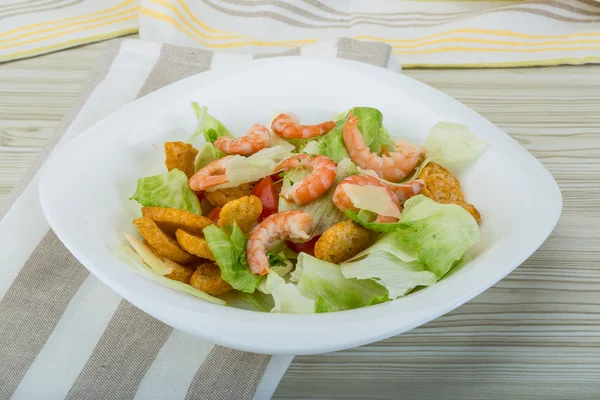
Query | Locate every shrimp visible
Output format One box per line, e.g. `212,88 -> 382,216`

214,124 -> 271,156
275,154 -> 336,205
271,113 -> 336,139
247,211 -> 313,275
332,175 -> 424,223
342,111 -> 425,182
188,155 -> 233,191
333,175 -> 402,223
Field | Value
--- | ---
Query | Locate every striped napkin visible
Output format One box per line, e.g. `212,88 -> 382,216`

0,37 -> 398,400
2,0 -> 600,67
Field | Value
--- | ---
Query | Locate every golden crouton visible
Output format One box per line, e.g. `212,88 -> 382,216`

205,183 -> 255,207
165,141 -> 198,178
447,201 -> 481,222
163,258 -> 195,284
315,220 -> 372,264
141,207 -> 213,236
189,262 -> 233,295
133,217 -> 196,264
175,229 -> 214,260
418,162 -> 464,203
218,195 -> 262,233
418,163 -> 481,222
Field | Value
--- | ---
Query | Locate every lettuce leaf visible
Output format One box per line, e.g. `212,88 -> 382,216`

407,122 -> 486,180
341,237 -> 438,299
347,196 -> 479,277
116,245 -> 226,305
203,222 -> 261,293
294,253 -> 388,313
187,103 -> 231,145
130,169 -> 201,215
279,157 -> 359,235
259,269 -> 315,313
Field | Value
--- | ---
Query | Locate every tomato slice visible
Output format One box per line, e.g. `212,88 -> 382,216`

207,207 -> 221,225
286,236 -> 320,257
253,176 -> 278,221
194,191 -> 204,201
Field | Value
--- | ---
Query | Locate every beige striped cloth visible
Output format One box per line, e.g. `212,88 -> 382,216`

0,37 -> 397,400
2,1 -> 600,67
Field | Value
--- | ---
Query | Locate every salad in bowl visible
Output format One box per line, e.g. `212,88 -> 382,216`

120,103 -> 485,314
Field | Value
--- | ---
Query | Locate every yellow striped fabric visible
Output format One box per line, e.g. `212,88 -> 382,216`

0,0 -> 139,62
2,0 -> 600,67
138,0 -> 600,68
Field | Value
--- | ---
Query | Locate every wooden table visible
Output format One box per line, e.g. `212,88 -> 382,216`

1,42 -> 599,399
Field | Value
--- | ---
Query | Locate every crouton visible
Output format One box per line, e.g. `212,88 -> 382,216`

189,262 -> 232,295
205,183 -> 255,207
218,195 -> 262,233
133,217 -> 196,264
175,229 -> 214,260
314,220 -> 372,264
163,258 -> 195,284
418,162 -> 464,203
165,141 -> 198,178
141,207 -> 213,236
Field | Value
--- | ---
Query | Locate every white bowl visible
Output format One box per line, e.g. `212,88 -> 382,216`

40,58 -> 561,355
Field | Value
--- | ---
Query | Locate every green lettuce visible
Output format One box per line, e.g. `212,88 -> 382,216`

194,142 -> 227,171
130,169 -> 201,215
116,245 -> 226,305
203,222 -> 261,293
349,195 -> 479,277
187,103 -> 231,144
259,269 -> 315,313
408,121 -> 485,179
305,107 -> 395,163
294,253 -> 388,313
341,236 -> 438,299
279,157 -> 359,235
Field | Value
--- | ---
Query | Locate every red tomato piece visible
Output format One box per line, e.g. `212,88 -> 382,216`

207,207 -> 221,225
286,236 -> 320,257
195,191 -> 204,201
253,177 -> 278,221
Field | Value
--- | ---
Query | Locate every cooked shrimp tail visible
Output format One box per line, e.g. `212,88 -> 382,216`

247,211 -> 313,275
188,155 -> 233,191
275,154 -> 336,205
391,179 -> 425,202
343,112 -> 425,182
271,113 -> 336,139
214,124 -> 271,156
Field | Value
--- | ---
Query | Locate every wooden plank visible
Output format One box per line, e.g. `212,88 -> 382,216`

0,43 -> 599,399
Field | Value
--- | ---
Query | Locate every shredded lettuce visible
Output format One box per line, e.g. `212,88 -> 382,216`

294,253 -> 388,313
116,245 -> 226,305
341,236 -> 438,299
239,291 -> 275,312
187,103 -> 231,145
406,121 -> 486,180
194,142 -> 227,171
279,157 -> 359,235
130,169 -> 201,215
349,195 -> 479,277
203,222 -> 261,293
342,183 -> 401,218
259,269 -> 315,313
209,146 -> 293,190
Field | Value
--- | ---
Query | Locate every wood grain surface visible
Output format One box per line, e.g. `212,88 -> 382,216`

1,43 -> 599,399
